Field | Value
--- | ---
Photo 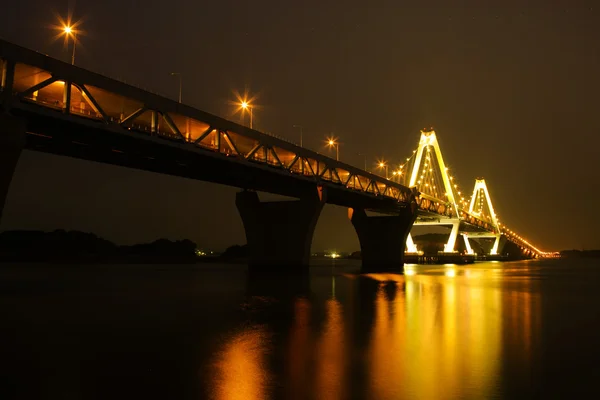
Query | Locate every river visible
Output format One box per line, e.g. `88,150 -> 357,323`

1,259 -> 599,399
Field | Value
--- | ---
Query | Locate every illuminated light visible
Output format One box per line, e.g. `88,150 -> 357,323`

64,25 -> 72,34
404,268 -> 416,276
241,101 -> 249,109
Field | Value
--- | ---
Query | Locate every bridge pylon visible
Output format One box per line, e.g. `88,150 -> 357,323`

406,129 -> 462,253
464,178 -> 503,255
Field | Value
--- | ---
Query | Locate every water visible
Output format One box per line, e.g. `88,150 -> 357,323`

1,259 -> 600,399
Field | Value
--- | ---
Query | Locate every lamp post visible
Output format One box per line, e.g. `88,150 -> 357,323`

62,25 -> 76,65
241,101 -> 253,129
170,72 -> 182,103
327,137 -> 339,161
378,161 -> 389,179
293,124 -> 303,147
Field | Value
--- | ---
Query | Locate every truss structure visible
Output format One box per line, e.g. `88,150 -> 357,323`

0,40 -> 415,210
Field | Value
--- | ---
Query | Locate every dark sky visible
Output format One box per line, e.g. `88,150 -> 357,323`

1,0 -> 599,252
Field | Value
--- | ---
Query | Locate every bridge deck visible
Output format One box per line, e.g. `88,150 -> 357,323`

0,39 -> 431,215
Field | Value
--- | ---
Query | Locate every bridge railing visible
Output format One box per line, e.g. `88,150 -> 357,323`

501,227 -> 544,256
0,41 -> 416,208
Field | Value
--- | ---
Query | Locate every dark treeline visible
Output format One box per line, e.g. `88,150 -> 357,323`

0,230 -> 198,263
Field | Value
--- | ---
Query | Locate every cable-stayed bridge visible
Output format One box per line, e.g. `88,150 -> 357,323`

389,129 -> 546,259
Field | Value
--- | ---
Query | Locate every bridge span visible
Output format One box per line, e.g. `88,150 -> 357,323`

0,39 -> 425,272
0,39 -> 546,270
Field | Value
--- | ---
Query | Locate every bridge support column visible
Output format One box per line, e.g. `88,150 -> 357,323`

349,205 -> 417,273
490,234 -> 502,255
462,234 -> 474,255
443,221 -> 460,253
236,188 -> 325,271
0,114 -> 26,224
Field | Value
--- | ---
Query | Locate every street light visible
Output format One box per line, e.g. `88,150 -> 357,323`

392,169 -> 403,183
378,161 -> 389,179
170,72 -> 182,103
293,124 -> 303,147
62,25 -> 77,65
326,137 -> 339,161
241,101 -> 253,129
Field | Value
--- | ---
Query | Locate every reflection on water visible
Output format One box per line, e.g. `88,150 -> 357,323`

286,297 -> 311,399
315,297 -> 345,399
212,325 -> 271,400
5,260 -> 593,399
210,263 -> 540,399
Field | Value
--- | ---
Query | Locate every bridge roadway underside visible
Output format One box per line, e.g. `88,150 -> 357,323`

0,112 -> 416,272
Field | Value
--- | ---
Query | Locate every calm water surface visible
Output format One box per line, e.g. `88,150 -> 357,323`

1,259 -> 600,399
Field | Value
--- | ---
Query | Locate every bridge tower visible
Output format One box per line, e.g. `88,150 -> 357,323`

406,129 -> 462,253
465,178 -> 503,255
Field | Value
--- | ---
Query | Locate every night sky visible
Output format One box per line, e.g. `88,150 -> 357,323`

1,0 -> 599,252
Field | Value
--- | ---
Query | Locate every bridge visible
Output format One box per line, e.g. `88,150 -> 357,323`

394,129 -> 546,259
0,39 -> 546,272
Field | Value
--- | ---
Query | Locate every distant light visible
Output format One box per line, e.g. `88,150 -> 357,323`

241,101 -> 249,109
195,249 -> 207,257
64,26 -> 72,34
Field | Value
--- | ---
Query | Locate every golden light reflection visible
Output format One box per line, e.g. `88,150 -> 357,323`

212,325 -> 270,400
364,269 -> 504,398
286,298 -> 312,399
369,282 -> 406,398
315,298 -> 346,399
503,274 -> 540,374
